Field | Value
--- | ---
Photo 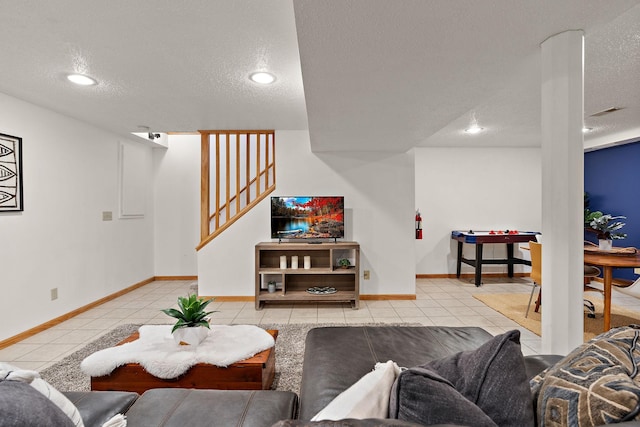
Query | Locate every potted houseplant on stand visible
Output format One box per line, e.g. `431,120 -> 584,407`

338,258 -> 351,269
585,210 -> 627,251
162,294 -> 217,346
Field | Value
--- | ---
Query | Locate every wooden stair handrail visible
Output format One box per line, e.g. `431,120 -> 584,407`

198,130 -> 275,250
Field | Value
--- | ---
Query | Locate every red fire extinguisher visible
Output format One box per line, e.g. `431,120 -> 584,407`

415,210 -> 423,239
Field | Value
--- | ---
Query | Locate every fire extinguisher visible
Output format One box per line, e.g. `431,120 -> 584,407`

415,210 -> 423,239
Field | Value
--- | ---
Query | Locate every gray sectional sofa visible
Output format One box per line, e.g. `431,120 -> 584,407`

5,325 -> 640,426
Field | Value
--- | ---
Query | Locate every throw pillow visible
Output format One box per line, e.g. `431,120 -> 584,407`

0,379 -> 75,427
530,325 -> 640,426
311,360 -> 401,421
389,329 -> 534,426
0,362 -> 84,427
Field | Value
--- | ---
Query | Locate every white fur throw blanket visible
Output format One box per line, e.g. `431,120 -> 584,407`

81,325 -> 275,379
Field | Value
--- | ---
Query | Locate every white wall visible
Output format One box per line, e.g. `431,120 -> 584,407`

198,130 -> 416,297
0,92 -> 155,341
153,135 -> 200,276
415,147 -> 541,276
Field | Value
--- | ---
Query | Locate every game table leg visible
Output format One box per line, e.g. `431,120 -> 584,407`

506,243 -> 514,277
456,241 -> 463,278
474,244 -> 483,287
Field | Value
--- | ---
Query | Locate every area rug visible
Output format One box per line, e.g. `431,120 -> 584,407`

473,293 -> 640,341
40,322 -> 413,394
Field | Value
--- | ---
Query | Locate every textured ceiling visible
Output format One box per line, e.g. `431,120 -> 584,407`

295,0 -> 640,151
0,1 -> 638,152
0,0 -> 308,136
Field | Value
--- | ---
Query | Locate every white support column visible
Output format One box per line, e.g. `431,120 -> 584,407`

540,30 -> 585,354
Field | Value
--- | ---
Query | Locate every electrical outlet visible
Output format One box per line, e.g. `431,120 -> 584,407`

363,270 -> 370,280
50,288 -> 58,301
102,211 -> 113,221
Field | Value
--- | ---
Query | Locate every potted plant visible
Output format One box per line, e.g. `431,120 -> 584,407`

267,280 -> 277,293
161,294 -> 217,346
338,258 -> 351,269
585,210 -> 627,250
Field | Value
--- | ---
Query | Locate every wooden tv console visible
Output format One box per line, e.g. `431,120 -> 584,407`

255,241 -> 360,309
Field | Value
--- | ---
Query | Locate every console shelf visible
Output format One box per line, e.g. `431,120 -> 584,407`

255,241 -> 360,310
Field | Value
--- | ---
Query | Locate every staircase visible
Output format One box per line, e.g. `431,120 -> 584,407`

197,130 -> 275,250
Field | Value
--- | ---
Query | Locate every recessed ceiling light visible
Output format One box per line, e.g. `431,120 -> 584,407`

464,125 -> 484,134
582,127 -> 593,133
249,72 -> 276,85
67,73 -> 98,86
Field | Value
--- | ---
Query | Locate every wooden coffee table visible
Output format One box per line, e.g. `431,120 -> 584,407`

91,329 -> 277,394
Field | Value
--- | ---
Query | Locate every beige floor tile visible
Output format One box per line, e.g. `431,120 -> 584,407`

51,317 -> 95,330
52,329 -> 107,344
444,306 -> 477,316
368,308 -> 400,318
317,308 -> 346,317
413,299 -> 442,308
0,343 -> 43,360
19,328 -> 71,344
419,307 -> 451,317
78,318 -> 122,330
290,308 -> 318,317
394,307 -> 424,317
16,343 -> 78,362
73,308 -> 114,319
260,313 -> 293,320
344,308 -> 373,318
388,300 -> 417,308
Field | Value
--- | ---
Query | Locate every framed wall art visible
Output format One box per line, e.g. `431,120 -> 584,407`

0,133 -> 23,212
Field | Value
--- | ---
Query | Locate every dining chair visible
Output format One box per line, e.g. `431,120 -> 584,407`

525,241 -> 542,318
584,265 -> 602,318
525,241 -> 603,318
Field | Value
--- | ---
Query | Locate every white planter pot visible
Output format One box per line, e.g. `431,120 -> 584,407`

173,326 -> 209,347
598,239 -> 613,251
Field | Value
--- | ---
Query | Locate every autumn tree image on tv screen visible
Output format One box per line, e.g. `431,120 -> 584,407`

271,196 -> 344,239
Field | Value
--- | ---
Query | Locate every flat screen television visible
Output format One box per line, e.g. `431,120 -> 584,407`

271,196 -> 344,240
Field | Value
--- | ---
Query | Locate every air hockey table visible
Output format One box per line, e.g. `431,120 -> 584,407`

451,230 -> 540,287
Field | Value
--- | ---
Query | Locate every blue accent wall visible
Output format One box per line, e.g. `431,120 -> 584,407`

584,139 -> 640,281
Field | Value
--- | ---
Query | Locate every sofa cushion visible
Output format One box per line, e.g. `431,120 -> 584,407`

299,326 -> 493,420
531,325 -> 640,426
0,362 -> 83,426
63,391 -> 139,427
312,361 -> 400,421
0,379 -> 75,427
389,329 -> 533,426
125,388 -> 298,427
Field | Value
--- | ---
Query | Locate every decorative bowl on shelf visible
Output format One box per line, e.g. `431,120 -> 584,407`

306,286 -> 337,295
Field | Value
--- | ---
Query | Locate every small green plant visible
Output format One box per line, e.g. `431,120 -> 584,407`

338,258 -> 351,268
161,294 -> 217,333
585,211 -> 627,240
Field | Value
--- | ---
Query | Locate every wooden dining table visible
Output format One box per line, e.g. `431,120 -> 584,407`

583,250 -> 640,331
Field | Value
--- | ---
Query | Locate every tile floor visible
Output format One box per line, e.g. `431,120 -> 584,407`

2,277 -> 640,372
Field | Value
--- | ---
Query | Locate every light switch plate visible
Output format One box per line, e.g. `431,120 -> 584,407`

102,211 -> 113,221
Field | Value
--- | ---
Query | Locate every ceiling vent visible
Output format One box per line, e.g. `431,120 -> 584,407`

590,107 -> 623,117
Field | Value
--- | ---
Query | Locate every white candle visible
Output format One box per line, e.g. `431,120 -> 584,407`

304,256 -> 311,269
280,255 -> 287,269
291,256 -> 299,269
